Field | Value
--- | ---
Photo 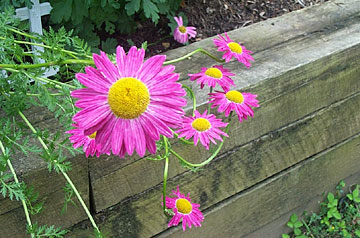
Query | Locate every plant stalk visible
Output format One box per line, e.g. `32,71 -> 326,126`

164,48 -> 225,65
18,111 -> 101,234
0,140 -> 34,238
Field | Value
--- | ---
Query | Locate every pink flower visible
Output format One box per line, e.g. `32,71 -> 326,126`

209,90 -> 259,122
174,16 -> 196,44
71,46 -> 187,158
213,32 -> 254,68
166,186 -> 204,231
175,110 -> 228,150
66,124 -> 102,157
188,65 -> 235,91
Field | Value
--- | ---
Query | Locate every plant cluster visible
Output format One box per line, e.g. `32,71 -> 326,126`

0,5 -> 258,237
48,0 -> 183,50
283,181 -> 360,238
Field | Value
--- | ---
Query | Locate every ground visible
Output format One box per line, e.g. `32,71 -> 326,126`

108,0 -> 327,56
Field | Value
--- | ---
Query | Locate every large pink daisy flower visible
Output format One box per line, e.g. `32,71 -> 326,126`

213,32 -> 254,68
166,186 -> 204,231
188,65 -> 235,91
174,16 -> 197,44
66,124 -> 102,158
71,46 -> 187,158
175,110 -> 228,150
209,90 -> 259,122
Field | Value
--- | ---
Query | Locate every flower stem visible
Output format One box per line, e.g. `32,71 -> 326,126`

0,59 -> 94,70
17,111 -> 101,234
172,130 -> 194,145
163,48 -> 225,65
2,31 -> 92,59
170,119 -> 231,168
0,140 -> 34,238
208,87 -> 213,113
182,84 -> 196,116
162,136 -> 169,216
22,71 -> 77,89
7,27 -> 38,40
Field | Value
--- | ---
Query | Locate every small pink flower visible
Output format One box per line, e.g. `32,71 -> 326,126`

209,90 -> 259,122
213,32 -> 254,68
175,110 -> 228,150
66,124 -> 102,157
166,186 -> 204,231
188,65 -> 235,91
174,16 -> 196,44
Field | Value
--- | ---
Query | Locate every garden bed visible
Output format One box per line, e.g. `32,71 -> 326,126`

0,0 -> 359,237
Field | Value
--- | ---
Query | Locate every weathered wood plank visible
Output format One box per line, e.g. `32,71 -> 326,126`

88,0 -> 360,185
90,17 -> 360,212
158,133 -> 360,238
67,86 -> 360,237
0,156 -> 89,238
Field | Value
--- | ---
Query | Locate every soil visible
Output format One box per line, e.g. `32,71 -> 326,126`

108,0 -> 327,56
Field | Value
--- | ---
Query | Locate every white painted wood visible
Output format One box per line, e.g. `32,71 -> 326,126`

12,0 -> 58,78
14,2 -> 51,21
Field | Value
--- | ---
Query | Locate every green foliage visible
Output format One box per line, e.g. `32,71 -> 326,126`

48,0 -> 182,51
0,8 -> 94,236
0,0 -> 33,10
283,181 -> 360,238
27,223 -> 68,238
61,183 -> 77,214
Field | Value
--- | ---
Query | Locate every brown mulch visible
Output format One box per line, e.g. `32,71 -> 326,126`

108,0 -> 327,56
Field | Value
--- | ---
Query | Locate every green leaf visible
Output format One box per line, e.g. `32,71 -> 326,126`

327,210 -> 333,218
333,210 -> 341,220
327,192 -> 335,202
282,234 -> 290,238
287,221 -> 294,228
141,41 -> 148,50
294,221 -> 303,228
294,228 -> 301,236
142,0 -> 159,23
347,193 -> 354,201
355,229 -> 360,237
101,38 -> 118,54
50,0 -> 73,23
101,0 -> 107,8
290,213 -> 298,223
125,0 -> 141,15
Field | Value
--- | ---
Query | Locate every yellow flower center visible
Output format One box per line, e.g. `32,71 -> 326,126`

179,26 -> 187,33
228,42 -> 243,54
176,198 -> 192,214
88,131 -> 97,139
108,77 -> 150,119
191,118 -> 211,132
205,67 -> 223,79
225,90 -> 244,104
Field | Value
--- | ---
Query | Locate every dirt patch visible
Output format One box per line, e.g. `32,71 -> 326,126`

104,0 -> 327,56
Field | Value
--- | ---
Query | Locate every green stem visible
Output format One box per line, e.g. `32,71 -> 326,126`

162,136 -> 169,215
172,130 -> 194,145
22,71 -> 77,89
17,111 -> 101,234
0,59 -> 94,70
163,48 -> 225,65
7,27 -> 38,40
301,218 -> 316,238
0,140 -> 34,238
208,87 -> 213,113
1,33 -> 92,59
170,120 -> 231,168
182,84 -> 196,116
